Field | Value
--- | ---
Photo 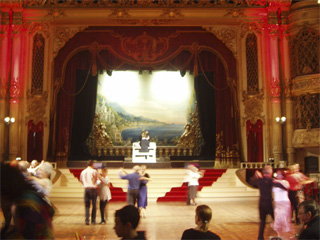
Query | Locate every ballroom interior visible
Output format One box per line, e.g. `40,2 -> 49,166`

1,0 -> 320,239
1,0 -> 319,170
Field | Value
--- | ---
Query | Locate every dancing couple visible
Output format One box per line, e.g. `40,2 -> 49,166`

118,165 -> 151,217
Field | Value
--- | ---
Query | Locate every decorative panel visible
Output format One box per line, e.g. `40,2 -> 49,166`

31,33 -> 45,94
295,93 -> 320,129
290,27 -> 320,78
246,33 -> 258,94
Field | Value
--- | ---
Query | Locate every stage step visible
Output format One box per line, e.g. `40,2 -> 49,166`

198,169 -> 259,201
50,168 -> 258,203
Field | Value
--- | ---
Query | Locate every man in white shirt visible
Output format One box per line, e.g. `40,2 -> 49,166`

80,160 -> 98,225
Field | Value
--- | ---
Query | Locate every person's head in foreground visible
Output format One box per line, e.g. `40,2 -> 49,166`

298,200 -> 319,225
114,205 -> 145,239
195,205 -> 212,232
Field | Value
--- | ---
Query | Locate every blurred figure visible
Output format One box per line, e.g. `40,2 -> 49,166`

28,161 -> 53,199
271,170 -> 291,237
186,165 -> 204,206
1,160 -> 30,234
286,163 -> 314,224
181,204 -> 221,240
98,168 -> 112,224
18,161 -> 30,178
27,159 -> 39,176
138,165 -> 151,218
114,205 -> 146,240
295,200 -> 320,239
1,163 -> 55,239
250,166 -> 286,240
80,160 -> 98,225
118,166 -> 142,206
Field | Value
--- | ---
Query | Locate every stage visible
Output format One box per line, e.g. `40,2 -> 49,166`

66,158 -> 217,169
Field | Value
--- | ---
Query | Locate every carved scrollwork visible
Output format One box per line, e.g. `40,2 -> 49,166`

225,9 -> 245,18
89,115 -> 113,155
53,26 -> 88,58
177,123 -> 195,148
46,9 -> 66,18
240,22 -> 261,38
109,9 -> 131,18
292,129 -> 320,148
291,74 -> 320,96
121,32 -> 169,62
111,18 -> 180,26
28,21 -> 50,38
242,90 -> 264,125
26,91 -> 48,126
160,8 -> 184,18
204,26 -> 238,58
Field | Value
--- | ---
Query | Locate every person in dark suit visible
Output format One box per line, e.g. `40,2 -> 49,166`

250,165 -> 286,240
139,131 -> 150,153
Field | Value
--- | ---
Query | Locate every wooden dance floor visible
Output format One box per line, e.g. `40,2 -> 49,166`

51,199 -> 297,240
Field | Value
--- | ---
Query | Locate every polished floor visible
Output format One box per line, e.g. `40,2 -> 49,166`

50,199 -> 297,240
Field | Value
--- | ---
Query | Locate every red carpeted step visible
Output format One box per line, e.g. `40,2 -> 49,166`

69,169 -> 82,181
157,169 -> 226,202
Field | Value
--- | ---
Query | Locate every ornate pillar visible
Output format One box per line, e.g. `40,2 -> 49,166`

279,6 -> 294,165
267,5 -> 282,164
0,8 -> 11,161
8,9 -> 23,160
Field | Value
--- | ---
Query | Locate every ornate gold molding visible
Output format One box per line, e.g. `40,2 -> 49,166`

204,26 -> 238,58
0,77 -> 8,99
288,21 -> 319,35
160,8 -> 184,18
26,91 -> 48,126
120,31 -> 170,62
46,8 -> 66,18
110,18 -> 180,26
240,22 -> 262,38
21,0 -> 267,8
53,26 -> 88,58
28,21 -> 50,38
177,123 -> 195,148
242,90 -> 264,125
292,129 -> 320,148
109,9 -> 131,18
291,74 -> 320,96
225,9 -> 245,18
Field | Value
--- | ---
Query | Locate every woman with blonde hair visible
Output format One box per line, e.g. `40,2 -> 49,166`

181,205 -> 221,239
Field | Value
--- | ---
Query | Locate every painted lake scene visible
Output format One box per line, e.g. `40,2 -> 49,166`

95,70 -> 195,146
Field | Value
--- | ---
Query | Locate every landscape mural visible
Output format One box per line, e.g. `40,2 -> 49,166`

95,70 -> 196,146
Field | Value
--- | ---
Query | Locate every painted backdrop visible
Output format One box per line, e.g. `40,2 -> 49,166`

95,70 -> 195,146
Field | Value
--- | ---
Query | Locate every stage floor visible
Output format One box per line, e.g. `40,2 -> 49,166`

48,200 -> 296,240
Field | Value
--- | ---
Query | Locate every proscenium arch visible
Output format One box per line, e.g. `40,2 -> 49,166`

50,26 -> 239,160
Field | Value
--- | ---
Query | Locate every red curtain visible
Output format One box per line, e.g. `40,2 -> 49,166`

246,119 -> 263,162
27,120 -> 43,162
54,51 -> 92,158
